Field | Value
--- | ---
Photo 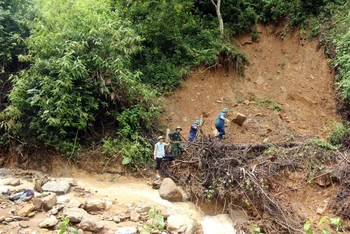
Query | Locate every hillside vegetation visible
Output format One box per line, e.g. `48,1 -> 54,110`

0,0 -> 350,168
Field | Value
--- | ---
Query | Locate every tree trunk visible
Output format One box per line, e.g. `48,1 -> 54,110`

211,0 -> 224,39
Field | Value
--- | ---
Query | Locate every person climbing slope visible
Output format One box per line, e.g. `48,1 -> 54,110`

188,120 -> 200,142
168,126 -> 186,158
154,136 -> 174,178
215,108 -> 230,140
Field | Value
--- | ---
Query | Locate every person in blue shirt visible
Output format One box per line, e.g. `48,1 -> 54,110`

154,135 -> 174,178
188,120 -> 200,142
215,108 -> 230,140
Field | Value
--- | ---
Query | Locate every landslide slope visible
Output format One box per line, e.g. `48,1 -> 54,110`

161,24 -> 340,143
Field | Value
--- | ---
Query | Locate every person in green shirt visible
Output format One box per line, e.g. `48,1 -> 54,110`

168,126 -> 186,158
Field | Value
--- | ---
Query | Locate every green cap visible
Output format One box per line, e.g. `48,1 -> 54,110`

158,136 -> 164,140
194,120 -> 200,125
176,126 -> 182,130
222,108 -> 229,113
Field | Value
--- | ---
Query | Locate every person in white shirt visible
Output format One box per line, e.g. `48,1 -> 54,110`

154,135 -> 174,178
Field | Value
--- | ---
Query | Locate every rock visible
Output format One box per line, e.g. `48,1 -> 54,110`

66,198 -> 83,208
39,215 -> 58,228
243,100 -> 250,106
115,227 -> 137,234
19,221 -> 28,228
5,179 -> 20,186
84,199 -> 106,212
167,214 -> 196,234
63,207 -> 88,223
152,180 -> 162,190
57,195 -> 70,204
41,193 -> 57,210
231,113 -> 247,126
78,229 -> 84,234
255,76 -> 265,85
0,216 -> 5,222
129,210 -> 140,222
5,217 -> 13,222
158,178 -> 183,202
41,180 -> 71,194
78,214 -> 104,233
28,212 -> 36,217
113,216 -> 121,223
17,203 -> 36,217
201,214 -> 236,234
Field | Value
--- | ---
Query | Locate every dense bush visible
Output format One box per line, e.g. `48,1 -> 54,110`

2,0 -> 160,161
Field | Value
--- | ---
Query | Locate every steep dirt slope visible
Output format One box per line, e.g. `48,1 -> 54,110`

161,24 -> 340,144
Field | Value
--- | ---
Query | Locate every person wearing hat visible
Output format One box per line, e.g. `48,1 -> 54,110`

154,135 -> 174,178
188,120 -> 201,142
168,126 -> 186,158
215,108 -> 230,140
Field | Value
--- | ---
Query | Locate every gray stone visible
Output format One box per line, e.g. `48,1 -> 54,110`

78,214 -> 104,233
63,207 -> 88,223
5,179 -> 20,186
167,214 -> 196,234
158,178 -> 183,202
41,193 -> 57,210
17,203 -> 36,217
84,199 -> 106,212
231,112 -> 247,126
41,180 -> 71,194
115,227 -> 137,234
39,215 -> 58,228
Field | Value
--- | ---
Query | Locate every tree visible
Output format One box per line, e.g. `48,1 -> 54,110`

210,0 -> 225,39
4,0 -> 159,154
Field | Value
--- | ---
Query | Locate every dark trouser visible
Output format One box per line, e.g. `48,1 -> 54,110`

171,143 -> 185,158
156,154 -> 174,170
215,125 -> 225,140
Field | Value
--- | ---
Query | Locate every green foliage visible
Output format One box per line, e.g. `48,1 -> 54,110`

251,225 -> 262,233
141,207 -> 165,234
306,138 -> 340,150
58,217 -> 78,234
3,0 -> 160,156
0,0 -> 32,65
304,216 -> 343,233
327,122 -> 349,145
119,0 -> 249,92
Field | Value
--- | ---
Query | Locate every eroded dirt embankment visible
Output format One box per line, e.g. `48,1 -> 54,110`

161,24 -> 339,144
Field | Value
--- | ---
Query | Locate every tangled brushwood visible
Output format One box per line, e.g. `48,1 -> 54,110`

160,133 -> 350,233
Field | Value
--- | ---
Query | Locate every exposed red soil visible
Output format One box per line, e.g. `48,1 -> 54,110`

160,24 -> 340,144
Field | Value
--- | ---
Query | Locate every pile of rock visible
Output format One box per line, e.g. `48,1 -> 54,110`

0,176 -> 200,234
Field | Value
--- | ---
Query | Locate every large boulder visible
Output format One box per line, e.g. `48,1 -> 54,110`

158,178 -> 183,202
84,199 -> 106,212
63,207 -> 88,223
167,214 -> 196,234
231,112 -> 247,126
41,180 -> 71,194
78,214 -> 104,233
